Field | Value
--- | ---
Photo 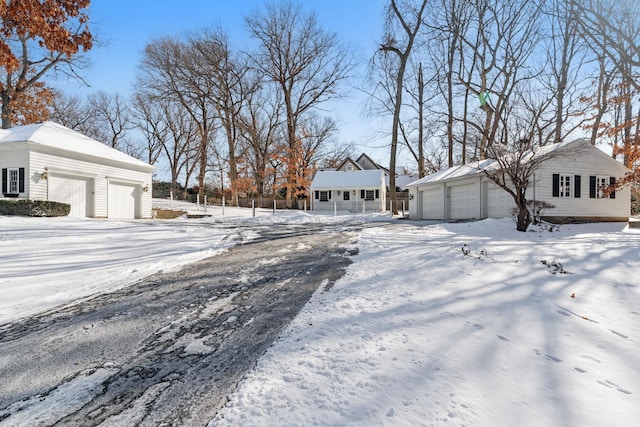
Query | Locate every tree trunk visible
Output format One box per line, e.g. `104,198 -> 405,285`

417,62 -> 425,178
1,91 -> 12,129
515,192 -> 531,232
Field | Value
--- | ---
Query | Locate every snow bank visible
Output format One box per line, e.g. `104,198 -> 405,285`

214,219 -> 640,426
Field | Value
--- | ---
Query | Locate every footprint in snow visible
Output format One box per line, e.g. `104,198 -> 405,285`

598,380 -> 632,395
533,349 -> 562,363
610,330 -> 629,339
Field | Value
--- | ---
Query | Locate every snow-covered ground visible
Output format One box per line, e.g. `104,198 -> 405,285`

0,200 -> 385,325
1,203 -> 639,426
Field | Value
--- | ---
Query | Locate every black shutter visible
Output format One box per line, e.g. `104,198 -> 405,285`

329,190 -> 332,200
574,175 -> 581,198
375,189 -> 380,199
360,190 -> 365,199
609,177 -> 616,199
18,168 -> 25,193
589,176 -> 596,198
314,190 -> 319,200
552,174 -> 559,197
1,168 -> 6,194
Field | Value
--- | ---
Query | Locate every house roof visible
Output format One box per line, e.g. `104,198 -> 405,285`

356,152 -> 390,174
0,121 -> 153,171
335,157 -> 363,171
407,138 -> 619,187
310,170 -> 385,189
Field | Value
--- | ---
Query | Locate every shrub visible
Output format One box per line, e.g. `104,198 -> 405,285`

0,199 -> 71,217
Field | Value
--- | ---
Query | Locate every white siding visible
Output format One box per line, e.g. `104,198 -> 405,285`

311,187 -> 385,212
530,149 -> 630,219
0,146 -> 29,198
29,149 -> 153,218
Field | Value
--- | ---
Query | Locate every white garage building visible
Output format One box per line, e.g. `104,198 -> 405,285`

0,121 -> 154,219
407,139 -> 630,223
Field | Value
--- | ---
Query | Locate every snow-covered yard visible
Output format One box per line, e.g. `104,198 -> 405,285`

1,204 -> 639,426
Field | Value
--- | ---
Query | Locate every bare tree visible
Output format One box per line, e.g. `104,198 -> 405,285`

132,91 -> 199,196
237,71 -> 283,196
131,92 -> 168,166
49,90 -> 93,131
189,28 -> 249,204
481,123 -> 584,232
572,0 -> 640,92
137,36 -> 217,200
572,0 -> 640,173
375,0 -> 430,213
246,1 -> 355,207
544,0 -> 590,144
85,91 -> 134,152
455,0 -> 544,159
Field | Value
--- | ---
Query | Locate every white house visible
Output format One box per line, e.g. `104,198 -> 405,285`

0,121 -> 154,219
309,169 -> 386,212
407,139 -> 630,223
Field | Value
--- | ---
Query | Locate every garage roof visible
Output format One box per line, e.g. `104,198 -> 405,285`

310,170 -> 384,189
406,139 -> 601,187
0,121 -> 153,170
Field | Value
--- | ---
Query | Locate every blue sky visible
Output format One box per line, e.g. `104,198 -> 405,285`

55,1 -> 393,165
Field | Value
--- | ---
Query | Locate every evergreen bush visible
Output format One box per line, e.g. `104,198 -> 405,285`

0,199 -> 71,217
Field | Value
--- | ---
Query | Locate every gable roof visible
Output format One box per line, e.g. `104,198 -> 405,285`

356,153 -> 390,174
0,121 -> 153,170
407,138 -> 624,187
310,170 -> 385,189
335,157 -> 363,171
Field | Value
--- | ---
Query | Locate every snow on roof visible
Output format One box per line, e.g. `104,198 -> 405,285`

0,121 -> 153,170
407,138 -> 589,187
310,170 -> 384,189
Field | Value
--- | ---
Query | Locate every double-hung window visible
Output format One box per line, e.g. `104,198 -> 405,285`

592,175 -> 616,199
559,174 -> 572,198
596,176 -> 608,199
359,189 -> 379,201
8,169 -> 19,194
552,173 -> 581,198
2,167 -> 24,197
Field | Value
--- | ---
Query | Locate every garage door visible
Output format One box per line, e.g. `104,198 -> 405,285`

108,182 -> 138,219
420,188 -> 442,219
49,174 -> 92,218
448,184 -> 477,219
486,183 -> 514,218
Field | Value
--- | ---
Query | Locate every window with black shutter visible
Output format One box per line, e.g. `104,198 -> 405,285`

2,167 -> 24,197
592,175 -> 616,199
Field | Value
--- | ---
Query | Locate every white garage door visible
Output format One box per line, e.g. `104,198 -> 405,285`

486,184 -> 515,218
448,184 -> 477,219
420,188 -> 442,219
49,174 -> 92,218
109,182 -> 138,219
